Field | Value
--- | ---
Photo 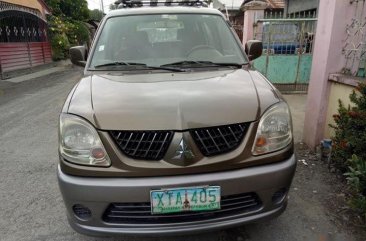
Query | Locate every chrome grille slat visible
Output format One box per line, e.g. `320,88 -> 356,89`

116,132 -> 122,140
110,130 -> 173,160
194,130 -> 210,153
143,133 -> 157,158
238,125 -> 244,132
123,133 -> 133,149
206,129 -> 220,151
132,133 -> 145,155
228,126 -> 239,142
190,123 -> 249,157
155,132 -> 170,159
103,192 -> 261,224
217,128 -> 231,148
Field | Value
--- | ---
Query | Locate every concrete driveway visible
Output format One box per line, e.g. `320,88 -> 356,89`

283,94 -> 307,143
0,67 -> 359,241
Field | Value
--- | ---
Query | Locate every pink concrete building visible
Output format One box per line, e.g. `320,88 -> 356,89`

303,0 -> 366,148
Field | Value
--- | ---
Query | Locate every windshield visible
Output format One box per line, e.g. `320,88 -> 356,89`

89,14 -> 247,70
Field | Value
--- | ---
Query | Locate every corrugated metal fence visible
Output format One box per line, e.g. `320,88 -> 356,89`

0,1 -> 52,79
0,42 -> 52,77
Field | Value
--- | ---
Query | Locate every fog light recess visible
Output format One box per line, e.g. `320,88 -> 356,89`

272,188 -> 287,204
73,204 -> 92,220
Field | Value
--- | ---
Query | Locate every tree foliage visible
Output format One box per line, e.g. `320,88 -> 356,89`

110,3 -> 118,10
45,0 -> 91,59
60,0 -> 89,21
89,9 -> 104,21
45,0 -> 89,20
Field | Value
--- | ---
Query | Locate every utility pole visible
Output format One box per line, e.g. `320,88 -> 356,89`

100,0 -> 105,13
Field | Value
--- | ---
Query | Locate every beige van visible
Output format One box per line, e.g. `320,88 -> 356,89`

58,0 -> 296,236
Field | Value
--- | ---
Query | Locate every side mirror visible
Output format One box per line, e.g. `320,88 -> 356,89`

70,46 -> 87,67
245,40 -> 263,61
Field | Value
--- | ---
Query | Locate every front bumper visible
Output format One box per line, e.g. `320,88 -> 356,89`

58,154 -> 296,236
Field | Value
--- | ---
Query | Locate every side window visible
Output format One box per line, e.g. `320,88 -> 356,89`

92,21 -> 110,61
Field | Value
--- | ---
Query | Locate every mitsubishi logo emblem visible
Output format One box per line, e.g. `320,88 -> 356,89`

172,139 -> 195,160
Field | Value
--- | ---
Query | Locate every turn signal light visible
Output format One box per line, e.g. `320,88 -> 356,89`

91,147 -> 106,159
255,136 -> 267,147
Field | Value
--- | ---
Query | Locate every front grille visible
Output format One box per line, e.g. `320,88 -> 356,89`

103,192 -> 261,224
110,131 -> 173,160
190,123 -> 249,156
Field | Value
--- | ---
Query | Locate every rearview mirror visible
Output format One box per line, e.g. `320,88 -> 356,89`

70,46 -> 87,67
245,40 -> 263,61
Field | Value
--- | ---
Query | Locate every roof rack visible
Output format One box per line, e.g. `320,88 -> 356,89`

114,0 -> 209,8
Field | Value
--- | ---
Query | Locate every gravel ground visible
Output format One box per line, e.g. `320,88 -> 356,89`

0,67 -> 365,241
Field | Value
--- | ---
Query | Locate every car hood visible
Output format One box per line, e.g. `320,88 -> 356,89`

68,69 -> 279,130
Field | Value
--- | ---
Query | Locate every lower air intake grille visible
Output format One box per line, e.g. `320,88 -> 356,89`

190,123 -> 249,156
110,131 -> 173,160
103,192 -> 261,224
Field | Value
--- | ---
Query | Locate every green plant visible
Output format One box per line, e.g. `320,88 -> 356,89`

349,196 -> 366,219
330,83 -> 366,172
66,21 -> 90,46
345,155 -> 366,218
345,155 -> 366,194
50,33 -> 70,60
48,16 -> 90,60
331,83 -> 366,221
48,16 -> 70,60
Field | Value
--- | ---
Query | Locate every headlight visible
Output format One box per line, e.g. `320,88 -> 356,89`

252,102 -> 292,155
59,113 -> 111,166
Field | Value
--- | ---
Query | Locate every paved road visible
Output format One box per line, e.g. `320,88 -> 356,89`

0,67 -> 359,241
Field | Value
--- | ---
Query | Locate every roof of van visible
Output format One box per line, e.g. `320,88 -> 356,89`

107,6 -> 225,18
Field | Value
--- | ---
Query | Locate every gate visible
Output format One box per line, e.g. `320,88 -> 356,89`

0,1 -> 52,79
253,12 -> 317,92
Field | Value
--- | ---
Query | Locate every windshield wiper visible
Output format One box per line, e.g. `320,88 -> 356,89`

140,66 -> 186,72
93,61 -> 186,72
161,60 -> 213,67
209,62 -> 248,67
161,61 -> 246,68
94,61 -> 147,68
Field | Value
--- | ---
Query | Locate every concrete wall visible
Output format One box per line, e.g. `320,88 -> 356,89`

287,0 -> 319,13
303,0 -> 357,148
242,7 -> 265,44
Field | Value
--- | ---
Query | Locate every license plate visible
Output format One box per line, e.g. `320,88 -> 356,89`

150,186 -> 221,214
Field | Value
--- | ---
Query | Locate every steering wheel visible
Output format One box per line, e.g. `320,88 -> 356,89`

187,45 -> 217,57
